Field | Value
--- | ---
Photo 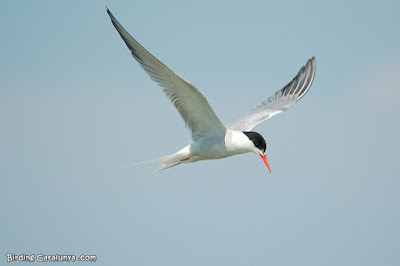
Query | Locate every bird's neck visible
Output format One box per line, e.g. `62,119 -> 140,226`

225,130 -> 254,154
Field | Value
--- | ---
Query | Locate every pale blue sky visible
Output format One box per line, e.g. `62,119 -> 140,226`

1,1 -> 400,265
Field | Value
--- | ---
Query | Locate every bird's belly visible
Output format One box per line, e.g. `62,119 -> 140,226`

191,137 -> 243,160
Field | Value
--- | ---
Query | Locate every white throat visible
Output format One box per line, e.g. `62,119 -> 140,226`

224,129 -> 258,155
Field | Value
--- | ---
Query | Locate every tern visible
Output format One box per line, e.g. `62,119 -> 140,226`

107,9 -> 316,173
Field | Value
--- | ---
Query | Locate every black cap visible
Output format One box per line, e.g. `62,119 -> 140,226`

242,131 -> 266,152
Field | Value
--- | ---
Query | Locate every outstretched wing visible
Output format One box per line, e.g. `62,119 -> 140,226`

228,57 -> 316,131
107,9 -> 226,140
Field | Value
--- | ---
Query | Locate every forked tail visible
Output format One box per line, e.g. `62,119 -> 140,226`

124,152 -> 187,173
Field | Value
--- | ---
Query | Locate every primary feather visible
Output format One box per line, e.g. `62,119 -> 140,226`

228,57 -> 316,131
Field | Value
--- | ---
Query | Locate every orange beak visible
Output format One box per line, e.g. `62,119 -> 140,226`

259,153 -> 271,173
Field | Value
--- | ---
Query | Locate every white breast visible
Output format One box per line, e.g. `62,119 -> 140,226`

189,130 -> 254,161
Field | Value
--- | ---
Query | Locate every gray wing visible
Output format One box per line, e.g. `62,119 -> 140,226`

107,9 -> 226,140
228,57 -> 316,131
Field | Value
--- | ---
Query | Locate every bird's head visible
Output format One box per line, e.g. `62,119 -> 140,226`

242,131 -> 271,173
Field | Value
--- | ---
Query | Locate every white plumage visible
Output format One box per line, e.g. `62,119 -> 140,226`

107,8 -> 316,172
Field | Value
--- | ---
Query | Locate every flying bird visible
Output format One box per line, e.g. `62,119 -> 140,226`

107,8 -> 316,173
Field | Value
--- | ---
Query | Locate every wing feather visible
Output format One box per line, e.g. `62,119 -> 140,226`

107,9 -> 226,140
228,57 -> 316,131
